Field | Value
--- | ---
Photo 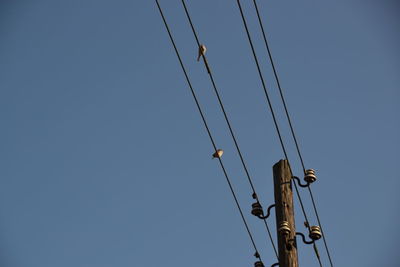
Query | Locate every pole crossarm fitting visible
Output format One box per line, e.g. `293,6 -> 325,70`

291,176 -> 311,188
251,202 -> 276,220
288,225 -> 323,248
291,232 -> 314,245
292,169 -> 318,188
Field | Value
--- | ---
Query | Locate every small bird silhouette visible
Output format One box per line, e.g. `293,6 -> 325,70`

212,149 -> 224,159
197,44 -> 207,61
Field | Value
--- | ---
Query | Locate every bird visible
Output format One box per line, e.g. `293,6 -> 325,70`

197,44 -> 207,61
212,149 -> 223,159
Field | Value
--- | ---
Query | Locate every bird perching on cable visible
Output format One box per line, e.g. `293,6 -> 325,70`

212,149 -> 224,159
197,44 -> 207,61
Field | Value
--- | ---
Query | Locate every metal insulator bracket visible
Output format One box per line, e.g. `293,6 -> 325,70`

292,169 -> 317,187
288,225 -> 322,247
292,176 -> 311,188
295,232 -> 315,245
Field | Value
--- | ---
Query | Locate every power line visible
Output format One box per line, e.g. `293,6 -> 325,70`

251,0 -> 305,170
235,0 -> 288,160
155,0 -> 263,262
252,1 -> 334,266
235,1 -> 323,266
180,0 -> 278,259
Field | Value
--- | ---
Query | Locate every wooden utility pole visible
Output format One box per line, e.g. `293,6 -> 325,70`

273,159 -> 299,267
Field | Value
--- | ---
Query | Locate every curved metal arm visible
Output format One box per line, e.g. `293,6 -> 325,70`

295,232 -> 314,245
292,176 -> 310,188
256,204 -> 275,219
271,263 -> 279,267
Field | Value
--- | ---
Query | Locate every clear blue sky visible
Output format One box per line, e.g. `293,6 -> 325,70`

0,1 -> 399,266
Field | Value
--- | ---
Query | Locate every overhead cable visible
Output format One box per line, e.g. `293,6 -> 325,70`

155,0 -> 263,262
235,1 -> 322,266
180,0 -> 278,259
252,0 -> 334,265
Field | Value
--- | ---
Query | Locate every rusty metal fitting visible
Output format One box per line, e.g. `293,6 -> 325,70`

254,260 -> 264,267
